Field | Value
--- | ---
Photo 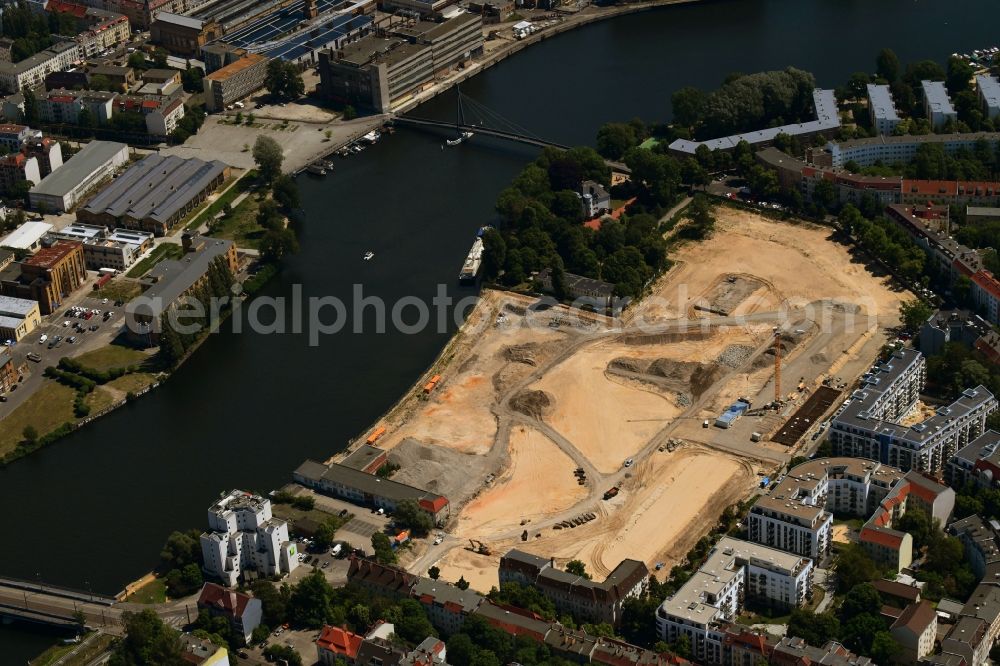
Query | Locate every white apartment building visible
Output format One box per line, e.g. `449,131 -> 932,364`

200,490 -> 299,586
0,42 -> 81,94
829,348 -> 996,474
921,80 -> 958,129
978,75 -> 1000,120
655,537 -> 812,664
867,83 -> 901,135
145,98 -> 185,137
824,133 -> 1000,169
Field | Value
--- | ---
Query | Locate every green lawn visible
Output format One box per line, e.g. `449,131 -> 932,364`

124,577 -> 167,604
74,345 -> 150,372
207,192 -> 264,249
106,372 -> 158,394
92,278 -> 143,303
0,382 -> 76,458
185,170 -> 259,231
272,502 -> 352,537
127,243 -> 184,278
85,386 -> 117,413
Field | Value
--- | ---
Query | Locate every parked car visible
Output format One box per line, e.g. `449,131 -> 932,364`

26,353 -> 41,362
67,336 -> 77,344
38,335 -> 47,343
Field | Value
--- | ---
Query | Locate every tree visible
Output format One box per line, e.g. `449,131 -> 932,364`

342,105 -> 357,120
159,530 -> 201,570
565,560 -> 590,579
896,505 -> 933,549
595,122 -> 637,160
899,299 -> 933,331
152,48 -> 168,68
840,582 -> 881,619
787,609 -> 840,647
22,425 -> 38,444
371,532 -> 397,565
393,499 -> 434,536
22,85 -> 38,124
876,48 -> 901,83
835,544 -> 879,592
394,599 -> 437,643
252,135 -> 284,183
272,174 -> 300,212
428,566 -> 440,580
251,580 -> 289,628
456,576 -> 470,590
481,227 -> 506,279
109,609 -> 185,666
289,570 -> 334,628
314,521 -> 335,549
181,67 -> 203,94
127,51 -> 146,69
260,228 -> 299,262
870,631 -> 901,663
671,86 -> 707,127
251,624 -> 270,645
265,59 -> 304,101
946,56 -> 975,95
263,645 -> 302,666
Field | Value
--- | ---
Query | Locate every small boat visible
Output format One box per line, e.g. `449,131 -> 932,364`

446,131 -> 474,147
362,130 -> 380,144
363,251 -> 374,261
307,163 -> 326,176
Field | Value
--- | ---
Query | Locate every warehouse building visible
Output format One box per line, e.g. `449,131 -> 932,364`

77,153 -> 229,235
152,13 -> 220,57
293,459 -> 450,524
0,294 -> 41,341
202,53 -> 269,112
29,140 -> 129,212
0,220 -> 53,251
867,83 -> 900,135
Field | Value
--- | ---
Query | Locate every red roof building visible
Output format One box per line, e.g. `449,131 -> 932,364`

317,626 -> 364,663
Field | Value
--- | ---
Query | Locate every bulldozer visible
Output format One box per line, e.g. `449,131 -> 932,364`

468,539 -> 492,555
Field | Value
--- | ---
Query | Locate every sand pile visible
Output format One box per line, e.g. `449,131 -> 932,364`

509,390 -> 553,420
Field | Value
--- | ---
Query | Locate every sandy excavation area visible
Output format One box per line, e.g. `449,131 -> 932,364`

532,341 -> 682,474
454,426 -> 588,537
632,208 -> 908,324
437,447 -> 757,584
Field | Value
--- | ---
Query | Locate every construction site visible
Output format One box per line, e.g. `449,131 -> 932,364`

313,206 -> 911,591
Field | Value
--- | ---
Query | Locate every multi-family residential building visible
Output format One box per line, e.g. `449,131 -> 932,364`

196,583 -> 262,645
22,137 -> 63,177
828,348 -> 996,474
499,550 -> 648,626
978,74 -> 1000,120
579,180 -> 611,218
0,42 -> 80,93
867,83 -> 900,135
947,430 -> 1000,490
0,123 -> 31,152
145,97 -> 185,136
0,294 -> 41,341
411,577 -> 484,634
667,89 -> 840,157
0,152 -> 41,193
922,80 -> 958,129
822,132 -> 1000,169
655,537 -> 813,664
769,637 -> 873,665
199,490 -> 299,587
45,0 -> 132,58
920,309 -> 988,357
202,53 -> 269,112
0,240 -> 86,313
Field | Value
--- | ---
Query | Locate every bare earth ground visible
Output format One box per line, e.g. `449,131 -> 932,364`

325,208 -> 913,591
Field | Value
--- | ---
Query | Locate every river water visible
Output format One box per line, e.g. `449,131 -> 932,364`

5,0 -> 999,658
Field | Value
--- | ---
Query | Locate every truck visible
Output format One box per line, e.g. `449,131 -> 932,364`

759,476 -> 770,489
603,487 -> 620,500
331,543 -> 342,557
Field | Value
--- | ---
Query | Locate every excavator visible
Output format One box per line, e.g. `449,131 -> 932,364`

468,539 -> 492,555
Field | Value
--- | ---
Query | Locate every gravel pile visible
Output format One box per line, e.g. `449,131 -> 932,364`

717,344 -> 755,369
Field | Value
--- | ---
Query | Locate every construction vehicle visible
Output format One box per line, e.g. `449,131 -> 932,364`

603,487 -> 620,500
468,539 -> 491,555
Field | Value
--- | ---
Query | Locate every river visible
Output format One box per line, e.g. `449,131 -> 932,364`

5,0 -> 999,658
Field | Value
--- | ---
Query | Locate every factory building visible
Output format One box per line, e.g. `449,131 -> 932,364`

29,140 -> 129,212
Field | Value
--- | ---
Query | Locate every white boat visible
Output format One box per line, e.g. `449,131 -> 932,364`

307,163 -> 326,175
459,236 -> 484,282
363,251 -> 374,261
362,130 -> 380,144
446,131 -> 475,147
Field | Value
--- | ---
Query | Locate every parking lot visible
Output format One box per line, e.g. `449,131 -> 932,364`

1,281 -> 134,413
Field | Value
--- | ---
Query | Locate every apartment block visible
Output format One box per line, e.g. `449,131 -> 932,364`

0,41 -> 80,93
922,80 -> 958,129
829,348 -> 996,474
499,549 -> 648,626
978,75 -> 1000,120
867,83 -> 900,135
655,537 -> 812,664
199,490 -> 299,586
203,53 -> 269,113
947,430 -> 1000,490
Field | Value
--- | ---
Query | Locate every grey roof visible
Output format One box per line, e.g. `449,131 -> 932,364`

81,153 -> 226,224
937,598 -> 966,616
153,11 -> 205,30
866,83 -> 900,122
296,459 -> 448,507
30,141 -> 127,198
833,131 -> 1000,151
128,236 -> 233,318
0,41 -> 78,76
922,79 -> 956,115
967,205 -> 1000,218
411,577 -> 483,613
978,74 -> 1000,111
952,430 -> 1000,466
0,295 -> 40,317
670,89 -> 840,154
341,444 -> 386,471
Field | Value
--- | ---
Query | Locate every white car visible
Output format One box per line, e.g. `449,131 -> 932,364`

433,537 -> 443,545
38,334 -> 47,343
63,321 -> 70,326
623,458 -> 634,468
